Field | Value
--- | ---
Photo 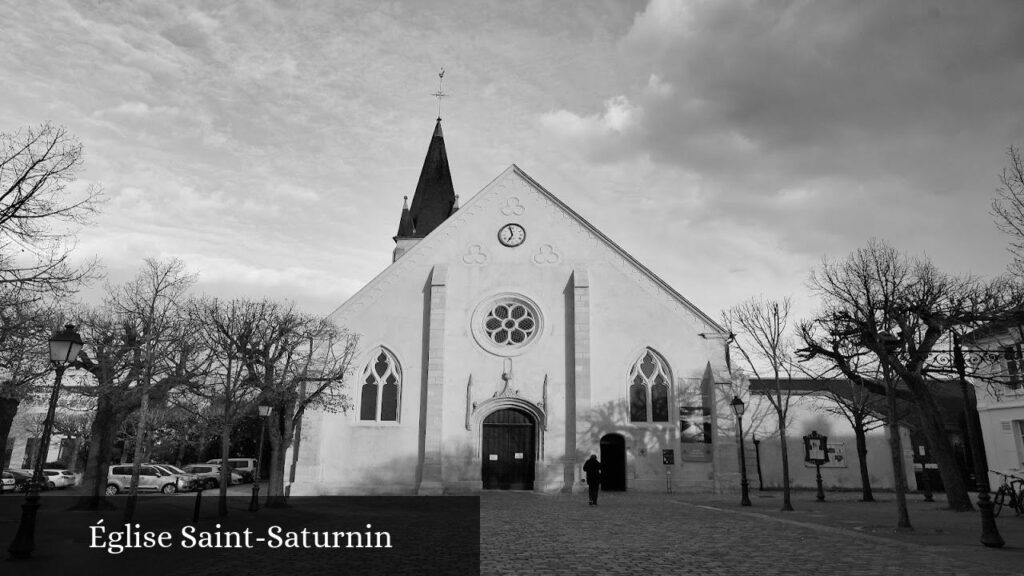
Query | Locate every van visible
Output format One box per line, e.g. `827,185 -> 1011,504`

206,458 -> 257,482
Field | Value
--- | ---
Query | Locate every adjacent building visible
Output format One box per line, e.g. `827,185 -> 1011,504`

968,320 -> 1024,487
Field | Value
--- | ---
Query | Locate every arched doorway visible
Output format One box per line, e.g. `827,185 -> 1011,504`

482,408 -> 536,490
600,434 -> 626,491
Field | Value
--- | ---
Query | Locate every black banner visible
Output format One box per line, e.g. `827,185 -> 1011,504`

0,495 -> 480,576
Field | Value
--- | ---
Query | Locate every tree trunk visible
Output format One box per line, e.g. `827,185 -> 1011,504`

884,364 -> 913,530
779,421 -> 794,511
0,397 -> 20,468
175,438 -> 187,466
71,395 -> 119,510
265,440 -> 286,507
853,416 -> 874,502
124,388 -> 150,523
218,424 -> 230,517
265,404 -> 292,507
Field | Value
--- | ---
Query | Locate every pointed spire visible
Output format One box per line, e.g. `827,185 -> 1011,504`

406,118 -> 456,237
395,195 -> 414,238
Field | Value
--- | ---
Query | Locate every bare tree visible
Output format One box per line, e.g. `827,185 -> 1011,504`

814,376 -> 889,503
106,258 -> 196,521
71,261 -> 202,511
187,297 -> 265,517
0,293 -> 57,467
724,296 -> 798,511
249,309 -> 357,506
0,123 -> 101,296
799,239 -> 1020,512
993,144 -> 1024,276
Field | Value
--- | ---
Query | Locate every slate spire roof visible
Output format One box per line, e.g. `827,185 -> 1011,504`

396,119 -> 456,239
395,195 -> 414,238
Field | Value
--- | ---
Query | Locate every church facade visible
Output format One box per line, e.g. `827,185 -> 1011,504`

291,120 -> 739,495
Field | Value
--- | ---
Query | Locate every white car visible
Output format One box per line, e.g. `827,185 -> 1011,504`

42,469 -> 76,489
105,465 -> 196,495
184,464 -> 244,488
1,471 -> 15,492
205,458 -> 257,482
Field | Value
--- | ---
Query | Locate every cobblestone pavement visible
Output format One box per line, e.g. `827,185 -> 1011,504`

481,491 -> 1021,576
5,488 -> 1023,575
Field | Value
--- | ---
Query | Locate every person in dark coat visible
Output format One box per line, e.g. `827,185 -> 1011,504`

583,454 -> 602,505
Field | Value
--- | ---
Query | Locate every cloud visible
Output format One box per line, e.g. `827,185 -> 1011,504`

540,96 -> 644,162
538,0 -> 1024,274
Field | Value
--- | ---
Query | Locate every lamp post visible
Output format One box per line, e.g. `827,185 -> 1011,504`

731,396 -> 751,506
249,405 -> 272,512
8,324 -> 84,560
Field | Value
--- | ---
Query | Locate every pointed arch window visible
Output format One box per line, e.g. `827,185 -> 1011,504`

360,347 -> 401,422
628,349 -> 671,423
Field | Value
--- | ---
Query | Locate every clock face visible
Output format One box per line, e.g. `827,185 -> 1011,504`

498,223 -> 526,247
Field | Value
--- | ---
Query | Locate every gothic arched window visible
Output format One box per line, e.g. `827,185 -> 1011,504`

628,349 -> 671,422
360,347 -> 401,422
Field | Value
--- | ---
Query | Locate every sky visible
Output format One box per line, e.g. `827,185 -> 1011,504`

2,0 -> 1023,323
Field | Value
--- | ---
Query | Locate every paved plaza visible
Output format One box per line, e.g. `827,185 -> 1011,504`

482,490 -> 1024,576
3,486 -> 1024,575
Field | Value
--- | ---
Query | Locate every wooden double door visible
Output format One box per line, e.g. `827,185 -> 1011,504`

482,408 -> 536,490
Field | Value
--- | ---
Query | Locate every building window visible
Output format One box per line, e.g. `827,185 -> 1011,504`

471,294 -> 544,356
1005,345 -> 1022,389
359,348 -> 401,422
628,349 -> 671,422
483,299 -> 538,347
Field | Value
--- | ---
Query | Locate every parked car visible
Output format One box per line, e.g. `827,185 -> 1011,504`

184,464 -> 243,488
3,469 -> 38,492
150,464 -> 200,491
205,458 -> 257,482
43,469 -> 76,489
105,465 -> 197,495
1,471 -> 15,493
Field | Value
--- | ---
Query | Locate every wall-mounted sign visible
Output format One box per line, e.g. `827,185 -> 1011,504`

489,454 -> 498,461
662,449 -> 675,465
514,453 -> 524,459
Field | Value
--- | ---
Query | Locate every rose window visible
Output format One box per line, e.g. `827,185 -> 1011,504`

473,295 -> 543,355
484,301 -> 537,346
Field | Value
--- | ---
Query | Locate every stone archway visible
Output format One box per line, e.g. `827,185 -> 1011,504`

482,408 -> 536,490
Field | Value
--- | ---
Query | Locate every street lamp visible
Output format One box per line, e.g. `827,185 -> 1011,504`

249,404 -> 272,512
9,324 -> 84,560
731,396 -> 752,506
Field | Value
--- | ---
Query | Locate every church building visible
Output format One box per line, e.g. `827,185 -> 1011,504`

290,119 -> 739,495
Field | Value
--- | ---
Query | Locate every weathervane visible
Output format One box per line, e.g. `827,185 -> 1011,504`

432,68 -> 447,120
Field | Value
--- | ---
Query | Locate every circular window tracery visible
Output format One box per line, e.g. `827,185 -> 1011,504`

472,294 -> 543,356
483,301 -> 537,346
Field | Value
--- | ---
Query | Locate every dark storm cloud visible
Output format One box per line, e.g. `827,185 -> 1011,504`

627,1 -> 1024,192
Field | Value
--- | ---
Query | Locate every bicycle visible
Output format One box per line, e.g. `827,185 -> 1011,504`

991,470 -> 1024,517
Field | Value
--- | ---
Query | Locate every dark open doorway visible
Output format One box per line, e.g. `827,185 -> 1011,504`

482,408 -> 536,490
600,433 -> 626,491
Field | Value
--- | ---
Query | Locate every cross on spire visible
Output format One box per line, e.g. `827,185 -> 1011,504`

431,68 -> 447,120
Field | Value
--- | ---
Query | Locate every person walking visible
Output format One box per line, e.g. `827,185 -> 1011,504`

583,454 -> 602,506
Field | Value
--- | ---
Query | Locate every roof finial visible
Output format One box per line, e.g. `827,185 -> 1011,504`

432,68 -> 447,121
